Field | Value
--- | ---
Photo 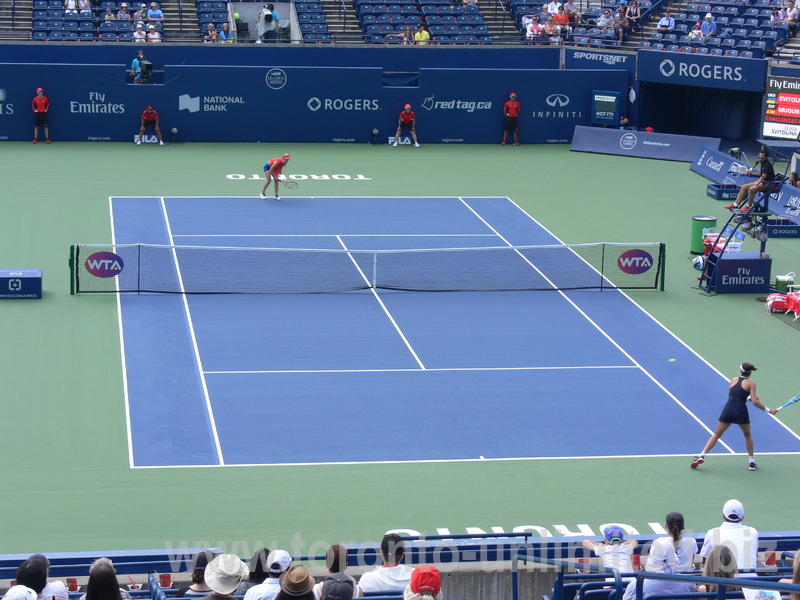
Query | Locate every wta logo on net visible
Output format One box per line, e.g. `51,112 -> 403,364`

617,249 -> 653,274
85,252 -> 124,278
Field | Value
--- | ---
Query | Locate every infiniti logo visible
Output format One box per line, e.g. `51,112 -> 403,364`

660,59 -> 676,77
546,94 -> 570,107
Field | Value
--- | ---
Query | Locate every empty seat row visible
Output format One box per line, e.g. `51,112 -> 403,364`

197,1 -> 228,9
32,30 -> 162,39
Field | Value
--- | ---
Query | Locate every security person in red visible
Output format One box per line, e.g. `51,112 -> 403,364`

502,92 -> 521,146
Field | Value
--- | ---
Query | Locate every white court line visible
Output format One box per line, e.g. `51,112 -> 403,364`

204,365 -> 639,375
159,198 -> 226,466
110,197 -> 136,471
172,233 -> 497,238
457,197 -> 736,453
128,450 -> 800,470
336,235 -> 426,370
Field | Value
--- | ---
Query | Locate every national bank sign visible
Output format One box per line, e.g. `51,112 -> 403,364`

637,52 -> 767,92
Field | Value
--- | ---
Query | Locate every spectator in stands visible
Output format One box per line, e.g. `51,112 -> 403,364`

32,87 -> 50,144
179,551 -> 215,597
234,548 -> 270,595
14,559 -> 48,599
358,533 -> 412,594
200,554 -> 249,600
147,23 -> 162,41
77,0 -> 92,15
134,3 -> 148,20
621,512 -> 697,600
104,8 -> 116,21
28,554 -> 68,600
790,171 -> 800,188
546,0 -> 561,14
688,21 -> 702,38
312,545 -> 363,599
79,558 -> 132,600
786,3 -> 798,35
243,549 -> 291,600
691,362 -> 775,470
538,4 -> 552,23
553,6 -> 572,36
597,9 -> 615,33
133,22 -> 147,41
147,2 -> 163,22
700,499 -> 759,572
463,0 -> 478,8
525,15 -> 544,42
657,10 -> 674,33
64,0 -> 78,16
138,104 -> 164,144
581,525 -> 637,576
502,92 -> 520,146
393,104 -> 420,147
219,22 -> 234,42
625,0 -> 641,32
118,3 -> 132,23
563,0 -> 580,27
204,23 -> 219,42
771,6 -> 786,22
316,573 -> 356,600
542,15 -> 562,42
414,23 -> 431,44
385,25 -> 414,44
613,7 -> 629,41
701,13 -> 716,37
403,566 -> 441,600
275,566 -> 314,600
697,546 -> 739,594
257,4 -> 277,41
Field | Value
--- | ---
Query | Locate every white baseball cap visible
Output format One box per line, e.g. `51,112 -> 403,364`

723,499 -> 744,522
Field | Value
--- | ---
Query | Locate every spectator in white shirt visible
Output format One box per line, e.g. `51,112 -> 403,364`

700,499 -> 759,573
358,534 -> 412,594
28,554 -> 68,600
243,550 -> 291,600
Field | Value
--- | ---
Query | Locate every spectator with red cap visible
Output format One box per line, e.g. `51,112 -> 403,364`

393,104 -> 420,148
403,566 -> 441,600
32,87 -> 50,144
260,154 -> 291,201
502,92 -> 521,146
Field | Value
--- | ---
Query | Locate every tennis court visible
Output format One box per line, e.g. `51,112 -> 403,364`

80,194 -> 799,469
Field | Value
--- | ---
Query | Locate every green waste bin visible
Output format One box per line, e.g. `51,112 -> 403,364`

691,215 -> 717,255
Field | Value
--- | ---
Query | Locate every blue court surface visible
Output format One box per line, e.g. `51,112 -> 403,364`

110,196 -> 800,468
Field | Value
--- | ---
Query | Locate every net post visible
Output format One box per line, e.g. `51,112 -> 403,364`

659,243 -> 666,291
69,245 -> 76,295
600,243 -> 606,291
372,252 -> 377,289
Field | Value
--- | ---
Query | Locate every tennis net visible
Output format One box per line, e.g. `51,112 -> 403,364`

69,242 -> 665,294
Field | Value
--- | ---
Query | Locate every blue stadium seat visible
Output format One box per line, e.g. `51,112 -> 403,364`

724,48 -> 738,56
49,30 -> 64,39
763,29 -> 778,49
211,1 -> 227,9
743,18 -> 759,31
651,42 -> 664,50
757,9 -> 772,19
731,27 -> 747,39
474,24 -> 488,34
705,36 -> 721,48
676,34 -> 691,45
695,46 -> 709,53
47,9 -> 63,18
32,30 -> 48,39
662,32 -> 677,44
743,7 -> 758,18
709,47 -> 723,55
33,20 -> 49,29
637,40 -> 650,49
440,14 -> 455,23
750,40 -> 766,57
405,14 -> 420,24
444,24 -> 458,33
428,24 -> 444,34
739,49 -> 753,57
34,0 -> 48,7
197,1 -> 212,9
79,20 -> 93,29
48,19 -> 64,29
100,20 -> 116,31
648,31 -> 662,42
666,43 -> 679,51
735,38 -> 751,50
33,9 -> 48,18
723,6 -> 738,17
729,16 -> 744,28
78,31 -> 95,40
715,16 -> 728,28
63,20 -> 79,29
673,23 -> 688,35
720,37 -> 735,50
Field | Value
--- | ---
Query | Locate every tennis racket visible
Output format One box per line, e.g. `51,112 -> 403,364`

775,394 -> 800,412
281,180 -> 299,190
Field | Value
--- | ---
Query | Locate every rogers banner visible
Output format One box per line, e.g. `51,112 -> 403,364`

763,75 -> 800,139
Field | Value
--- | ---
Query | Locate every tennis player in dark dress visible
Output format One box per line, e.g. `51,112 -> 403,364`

691,363 -> 776,471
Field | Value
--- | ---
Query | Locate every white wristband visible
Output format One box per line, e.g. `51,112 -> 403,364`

764,406 -> 771,412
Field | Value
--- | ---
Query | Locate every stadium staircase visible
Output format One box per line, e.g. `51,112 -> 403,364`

0,0 -> 33,39
161,0 -> 200,42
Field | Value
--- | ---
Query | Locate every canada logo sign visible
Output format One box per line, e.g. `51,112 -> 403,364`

85,251 -> 124,278
617,249 -> 653,274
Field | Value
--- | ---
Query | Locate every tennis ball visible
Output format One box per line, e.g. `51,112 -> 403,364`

234,11 -> 239,19
669,358 -> 676,362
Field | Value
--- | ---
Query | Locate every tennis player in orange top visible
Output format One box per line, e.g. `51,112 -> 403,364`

393,104 -> 420,147
260,153 -> 290,201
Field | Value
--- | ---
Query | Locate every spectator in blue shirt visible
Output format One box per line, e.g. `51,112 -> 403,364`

147,2 -> 163,22
701,13 -> 716,37
657,10 -> 674,33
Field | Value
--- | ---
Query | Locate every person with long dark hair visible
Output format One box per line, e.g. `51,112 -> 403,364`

691,363 -> 776,471
79,558 -> 131,600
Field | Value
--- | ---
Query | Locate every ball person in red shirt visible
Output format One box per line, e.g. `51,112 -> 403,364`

393,104 -> 420,148
260,154 -> 290,201
137,105 -> 164,145
32,87 -> 51,144
502,92 -> 521,146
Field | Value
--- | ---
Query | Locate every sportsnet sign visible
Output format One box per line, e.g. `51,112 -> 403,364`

565,49 -> 636,74
637,52 -> 767,92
